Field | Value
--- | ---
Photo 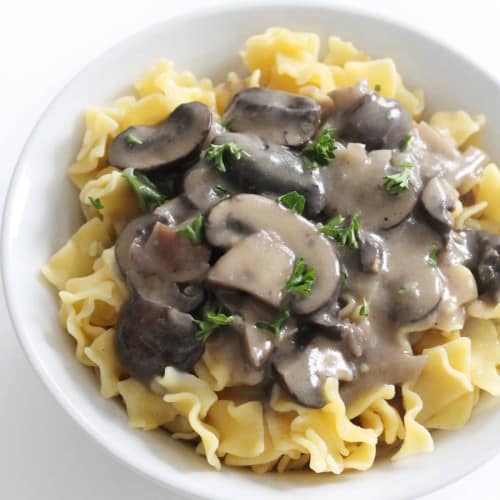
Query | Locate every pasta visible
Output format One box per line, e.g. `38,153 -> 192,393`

42,27 -> 500,476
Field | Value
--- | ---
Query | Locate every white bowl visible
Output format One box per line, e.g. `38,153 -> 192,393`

3,2 -> 500,499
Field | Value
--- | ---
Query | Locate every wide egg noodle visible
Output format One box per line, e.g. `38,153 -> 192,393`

42,27 -> 500,474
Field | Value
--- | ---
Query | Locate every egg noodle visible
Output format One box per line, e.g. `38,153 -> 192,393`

42,28 -> 500,474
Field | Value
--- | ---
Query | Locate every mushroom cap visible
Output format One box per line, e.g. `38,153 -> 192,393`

116,294 -> 204,383
223,87 -> 321,146
213,132 -> 326,216
205,194 -> 340,314
421,176 -> 459,231
109,102 -> 212,171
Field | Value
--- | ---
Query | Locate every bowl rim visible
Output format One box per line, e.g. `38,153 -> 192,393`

2,1 -> 500,498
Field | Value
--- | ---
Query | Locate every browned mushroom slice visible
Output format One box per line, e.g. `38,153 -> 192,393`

223,87 -> 321,146
328,81 -> 412,151
212,132 -> 325,216
273,336 -> 354,408
421,177 -> 459,231
108,102 -> 212,171
358,230 -> 387,273
205,194 -> 340,314
207,231 -> 295,308
116,294 -> 204,384
322,145 -> 418,230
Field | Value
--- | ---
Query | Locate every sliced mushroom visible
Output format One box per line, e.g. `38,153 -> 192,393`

273,336 -> 354,408
358,230 -> 387,273
205,194 -> 340,314
223,87 -> 321,146
116,294 -> 204,383
421,177 -> 459,231
109,102 -> 212,171
212,132 -> 325,216
207,230 -> 295,308
183,161 -> 234,212
322,145 -> 418,230
154,195 -> 198,226
328,82 -> 412,151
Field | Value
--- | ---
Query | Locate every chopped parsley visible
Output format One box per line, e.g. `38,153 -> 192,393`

220,117 -> 232,128
194,307 -> 234,342
177,214 -> 204,245
397,286 -> 406,295
320,212 -> 361,249
277,191 -> 306,215
122,169 -> 167,212
426,244 -> 439,267
374,84 -> 382,92
383,166 -> 412,195
123,133 -> 143,148
359,298 -> 369,317
212,185 -> 230,199
88,196 -> 103,210
285,257 -> 316,296
399,133 -> 412,152
255,310 -> 291,339
301,127 -> 337,169
206,142 -> 250,173
341,270 -> 348,287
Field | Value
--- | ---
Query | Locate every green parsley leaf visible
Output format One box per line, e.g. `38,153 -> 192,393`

301,127 -> 337,169
374,84 -> 382,92
320,212 -> 361,249
212,185 -> 230,199
383,168 -> 411,195
194,307 -> 234,342
124,133 -> 143,148
341,270 -> 348,287
277,191 -> 306,215
397,286 -> 406,294
122,169 -> 167,212
285,257 -> 316,296
177,214 -> 204,245
426,244 -> 439,267
255,310 -> 291,339
399,161 -> 414,169
88,196 -> 103,210
220,117 -> 232,128
399,133 -> 412,152
206,142 -> 250,173
359,298 -> 369,317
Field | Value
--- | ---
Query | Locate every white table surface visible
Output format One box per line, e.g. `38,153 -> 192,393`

1,0 -> 499,498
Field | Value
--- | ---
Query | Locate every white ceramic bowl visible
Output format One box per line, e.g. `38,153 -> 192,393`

3,3 -> 500,499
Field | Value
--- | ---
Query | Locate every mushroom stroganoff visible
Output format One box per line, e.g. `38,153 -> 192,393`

43,28 -> 500,475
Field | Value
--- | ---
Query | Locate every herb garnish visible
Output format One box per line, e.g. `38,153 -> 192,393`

124,133 -> 143,148
341,270 -> 348,287
255,310 -> 291,339
399,133 -> 412,152
320,212 -> 361,249
426,244 -> 439,267
277,191 -> 306,215
88,196 -> 103,210
177,214 -> 204,245
212,185 -> 230,199
301,127 -> 337,169
285,257 -> 316,296
397,286 -> 406,294
194,307 -> 234,342
359,298 -> 369,317
122,169 -> 167,212
383,164 -> 412,195
374,84 -> 382,92
220,117 -> 232,128
206,142 -> 250,173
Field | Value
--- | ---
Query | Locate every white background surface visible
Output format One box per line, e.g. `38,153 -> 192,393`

1,1 -> 499,498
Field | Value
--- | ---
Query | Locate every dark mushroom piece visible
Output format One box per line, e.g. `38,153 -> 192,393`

212,132 -> 325,216
116,294 -> 204,384
358,230 -> 387,273
421,177 -> 459,232
223,87 -> 321,146
273,336 -> 354,408
207,230 -> 295,308
109,102 -> 212,171
154,195 -> 198,226
328,81 -> 412,151
205,194 -> 341,314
